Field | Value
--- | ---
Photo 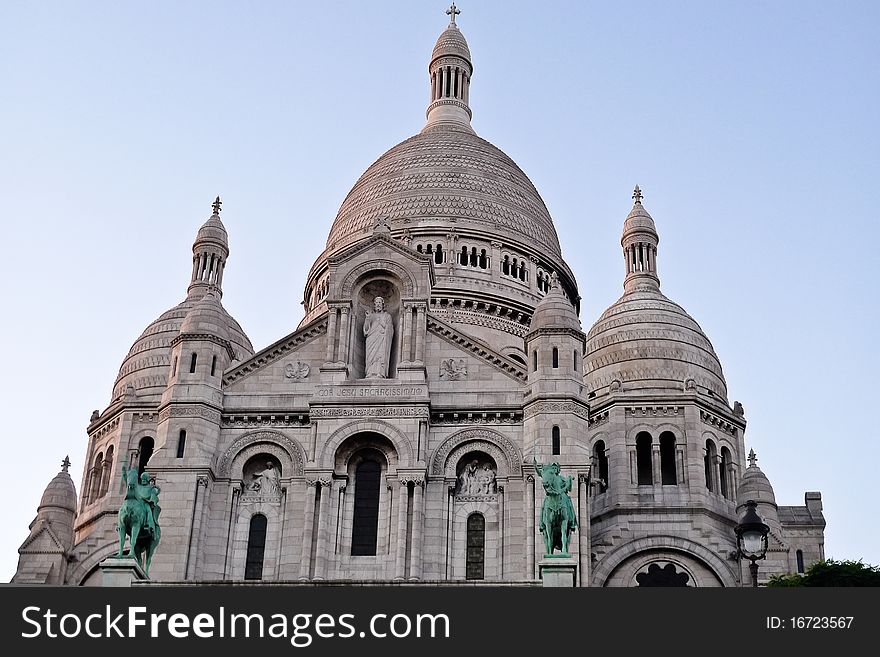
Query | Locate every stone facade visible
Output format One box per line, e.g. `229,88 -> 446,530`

13,9 -> 824,587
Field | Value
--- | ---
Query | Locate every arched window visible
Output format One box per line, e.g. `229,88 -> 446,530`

460,246 -> 468,266
211,355 -> 217,376
465,513 -> 485,580
434,244 -> 443,264
532,350 -> 538,372
719,447 -> 731,498
636,432 -> 653,485
552,347 -> 559,369
137,437 -> 154,475
189,352 -> 197,373
502,255 -> 510,276
99,445 -> 114,497
552,426 -> 561,455
351,459 -> 381,556
244,514 -> 268,580
659,432 -> 677,485
796,549 -> 805,574
416,244 -> 423,253
479,249 -> 488,269
176,430 -> 187,459
594,440 -> 609,493
171,356 -> 178,377
573,350 -> 579,371
90,452 -> 104,502
704,439 -> 717,491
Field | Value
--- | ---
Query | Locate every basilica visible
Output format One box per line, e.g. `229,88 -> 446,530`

14,7 -> 825,587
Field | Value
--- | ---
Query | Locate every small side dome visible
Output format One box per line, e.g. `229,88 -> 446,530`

39,458 -> 77,515
180,290 -> 227,336
737,449 -> 777,508
622,196 -> 658,242
530,274 -> 581,332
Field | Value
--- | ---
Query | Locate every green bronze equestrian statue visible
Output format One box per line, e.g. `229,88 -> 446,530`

116,464 -> 162,575
534,457 -> 577,556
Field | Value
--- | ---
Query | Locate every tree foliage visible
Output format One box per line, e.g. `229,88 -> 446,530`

767,559 -> 880,587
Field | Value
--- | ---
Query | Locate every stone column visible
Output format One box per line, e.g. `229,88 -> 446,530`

299,480 -> 318,579
325,308 -> 338,362
409,479 -> 425,580
313,479 -> 333,579
394,479 -> 409,579
712,455 -> 722,496
578,473 -> 590,587
222,483 -> 242,579
415,305 -> 426,362
652,443 -> 661,486
185,475 -> 210,580
337,306 -> 351,365
525,474 -> 535,579
400,303 -> 413,364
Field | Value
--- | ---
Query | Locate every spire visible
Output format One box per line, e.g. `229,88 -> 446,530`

188,196 -> 230,298
424,4 -> 474,132
621,185 -> 660,293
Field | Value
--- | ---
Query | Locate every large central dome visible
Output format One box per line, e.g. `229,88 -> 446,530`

325,123 -> 562,258
302,11 -> 577,334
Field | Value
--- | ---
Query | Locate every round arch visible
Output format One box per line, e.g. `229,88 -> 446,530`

431,428 -> 522,477
592,535 -> 738,587
340,260 -> 417,299
216,431 -> 306,478
318,420 -> 414,468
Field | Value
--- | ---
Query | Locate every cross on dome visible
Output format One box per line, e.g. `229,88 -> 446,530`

61,455 -> 71,473
748,448 -> 757,467
446,3 -> 460,26
212,196 -> 222,215
632,185 -> 643,204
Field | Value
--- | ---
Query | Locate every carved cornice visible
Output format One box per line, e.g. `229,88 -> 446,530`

430,410 -> 522,425
588,410 -> 610,428
427,316 -> 526,382
171,332 -> 234,358
625,405 -> 685,418
223,319 -> 327,386
398,474 -> 425,486
222,414 -> 310,428
700,409 -> 737,436
523,400 -> 590,420
89,416 -> 120,440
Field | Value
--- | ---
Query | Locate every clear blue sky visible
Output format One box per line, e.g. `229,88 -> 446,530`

1,1 -> 877,580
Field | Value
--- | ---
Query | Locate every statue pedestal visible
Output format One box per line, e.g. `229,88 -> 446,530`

539,555 -> 577,587
99,557 -> 148,587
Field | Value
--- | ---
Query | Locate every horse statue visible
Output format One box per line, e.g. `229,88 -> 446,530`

116,464 -> 161,576
534,458 -> 577,556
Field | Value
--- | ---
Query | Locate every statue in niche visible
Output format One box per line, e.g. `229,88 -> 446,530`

478,463 -> 497,494
363,296 -> 394,378
456,459 -> 496,496
249,461 -> 280,495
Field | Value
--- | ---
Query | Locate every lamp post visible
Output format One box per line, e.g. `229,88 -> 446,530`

735,500 -> 770,587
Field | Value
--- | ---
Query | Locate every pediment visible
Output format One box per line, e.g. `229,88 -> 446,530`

223,316 -> 328,389
19,522 -> 65,554
427,315 -> 527,384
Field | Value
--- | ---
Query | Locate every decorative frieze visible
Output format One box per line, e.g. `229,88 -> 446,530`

310,406 -> 428,419
159,405 -> 222,424
524,400 -> 590,420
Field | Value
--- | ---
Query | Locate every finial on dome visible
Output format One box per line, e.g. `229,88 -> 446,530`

549,271 -> 560,290
748,448 -> 757,467
446,3 -> 460,26
632,185 -> 643,204
212,196 -> 222,216
61,455 -> 71,473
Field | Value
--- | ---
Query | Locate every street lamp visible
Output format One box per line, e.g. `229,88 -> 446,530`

735,500 -> 770,587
